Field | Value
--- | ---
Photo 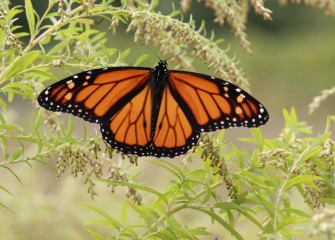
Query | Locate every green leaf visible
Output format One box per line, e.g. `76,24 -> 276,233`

0,97 -> 8,111
121,203 -> 128,225
15,32 -> 30,38
284,175 -> 323,190
83,204 -> 123,229
150,229 -> 177,239
65,116 -> 74,137
0,201 -> 14,212
299,146 -> 323,163
84,204 -> 138,238
120,48 -> 131,61
0,184 -> 13,196
113,12 -> 129,24
319,198 -> 335,205
149,0 -> 159,10
86,229 -> 105,240
134,54 -> 149,66
251,128 -> 265,151
276,217 -> 310,231
0,123 -> 23,132
2,166 -> 21,185
1,82 -> 34,99
47,38 -> 71,56
238,169 -> 268,188
97,179 -> 168,204
33,126 -> 43,155
1,50 -> 40,83
130,204 -> 160,226
0,136 -> 9,160
145,159 -> 183,180
7,6 -> 23,22
197,20 -> 206,33
281,208 -> 310,217
11,146 -> 24,161
189,207 -> 244,240
25,0 -> 35,35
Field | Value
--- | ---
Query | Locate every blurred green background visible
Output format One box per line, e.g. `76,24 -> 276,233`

1,1 -> 335,239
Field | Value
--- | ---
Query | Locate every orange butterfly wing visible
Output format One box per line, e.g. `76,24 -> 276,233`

151,86 -> 200,157
38,61 -> 269,158
99,83 -> 199,157
100,84 -> 154,155
38,67 -> 151,123
168,71 -> 269,132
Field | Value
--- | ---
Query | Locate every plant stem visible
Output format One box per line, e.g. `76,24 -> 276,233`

273,145 -> 314,232
0,4 -> 84,84
138,180 -> 224,238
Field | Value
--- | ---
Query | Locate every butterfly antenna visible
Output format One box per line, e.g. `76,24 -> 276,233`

140,43 -> 161,61
164,48 -> 197,61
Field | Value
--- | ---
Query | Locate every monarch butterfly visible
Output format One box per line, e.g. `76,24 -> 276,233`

38,59 -> 269,158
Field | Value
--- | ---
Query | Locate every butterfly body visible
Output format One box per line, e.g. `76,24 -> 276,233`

147,61 -> 169,140
38,60 -> 269,158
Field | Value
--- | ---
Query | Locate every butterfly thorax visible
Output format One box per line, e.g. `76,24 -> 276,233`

149,60 -> 169,139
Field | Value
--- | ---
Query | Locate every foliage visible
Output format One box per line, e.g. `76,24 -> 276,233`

0,0 -> 334,239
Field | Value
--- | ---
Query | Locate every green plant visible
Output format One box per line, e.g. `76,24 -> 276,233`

0,0 -> 334,239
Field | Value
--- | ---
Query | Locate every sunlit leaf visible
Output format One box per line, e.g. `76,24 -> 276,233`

86,229 -> 105,240
47,38 -> 71,56
97,179 -> 168,204
11,146 -> 24,161
284,175 -> 323,191
25,0 -> 35,35
134,54 -> 149,66
189,207 -> 244,240
276,217 -> 310,231
1,51 -> 40,83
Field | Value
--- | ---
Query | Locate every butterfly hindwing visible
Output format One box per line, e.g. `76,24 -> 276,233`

152,86 -> 200,157
100,84 -> 153,156
168,71 -> 269,132
38,67 -> 151,123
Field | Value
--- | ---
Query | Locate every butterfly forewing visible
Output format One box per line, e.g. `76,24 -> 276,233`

169,71 -> 269,132
38,67 -> 151,123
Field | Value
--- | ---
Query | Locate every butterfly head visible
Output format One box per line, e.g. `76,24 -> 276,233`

153,60 -> 169,77
158,60 -> 168,69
